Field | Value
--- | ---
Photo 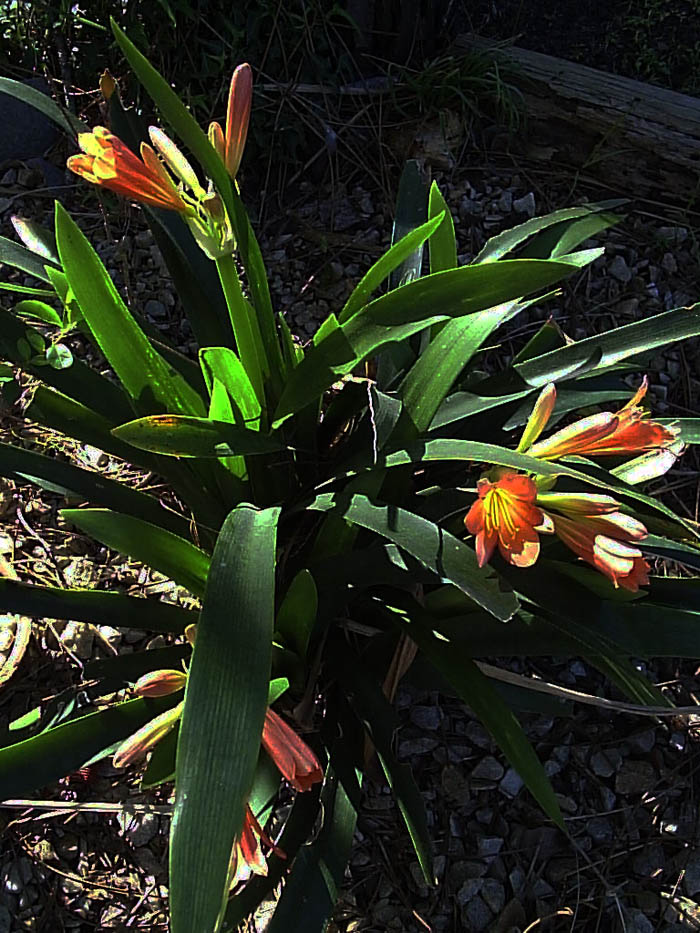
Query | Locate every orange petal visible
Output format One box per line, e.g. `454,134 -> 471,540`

133,669 -> 187,697
262,707 -> 323,791
527,412 -> 618,460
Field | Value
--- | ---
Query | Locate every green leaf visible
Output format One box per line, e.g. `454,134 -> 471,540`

0,442 -> 192,537
307,492 -> 518,621
0,579 -> 195,632
661,419 -> 700,444
338,212 -> 444,323
475,201 -> 625,263
54,202 -> 206,416
0,234 -> 58,283
394,602 -> 563,828
199,347 -> 261,428
61,509 -> 210,597
24,385 -> 174,478
344,664 -> 434,883
112,415 -> 286,458
10,215 -> 59,265
274,257 -> 596,426
14,300 -> 62,327
0,76 -> 84,137
46,343 -> 73,369
275,569 -> 317,658
170,504 -> 279,933
398,302 -> 519,436
1,284 -> 55,298
518,211 -> 622,260
428,181 -> 458,274
516,305 -> 700,386
390,160 -> 428,290
0,695 -> 178,798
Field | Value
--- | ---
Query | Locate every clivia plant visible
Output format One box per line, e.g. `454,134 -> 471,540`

1,20 -> 700,933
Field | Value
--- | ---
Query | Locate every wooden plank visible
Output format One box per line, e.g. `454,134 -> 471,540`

456,35 -> 700,202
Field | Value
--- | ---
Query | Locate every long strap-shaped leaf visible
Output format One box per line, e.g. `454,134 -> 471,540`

0,442 -> 191,538
61,509 -> 211,597
0,579 -> 195,633
170,504 -> 279,933
54,203 -> 205,417
515,304 -> 700,386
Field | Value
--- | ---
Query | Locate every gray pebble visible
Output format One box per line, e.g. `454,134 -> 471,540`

661,252 -> 678,274
481,878 -> 505,913
461,895 -> 493,932
658,225 -> 688,244
590,748 -> 622,777
499,767 -> 524,798
409,705 -> 442,730
398,737 -> 439,757
609,254 -> 632,283
513,192 -> 536,217
117,810 -> 160,847
456,878 -> 483,905
588,816 -> 613,844
497,190 -> 513,213
145,299 -> 167,320
472,756 -> 504,782
626,910 -> 655,933
477,836 -> 503,860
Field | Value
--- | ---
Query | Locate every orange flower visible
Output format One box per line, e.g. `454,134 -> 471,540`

540,492 -> 650,591
67,127 -> 191,213
526,378 -> 679,460
465,471 -> 554,568
229,805 -> 285,889
209,63 -> 253,178
262,708 -> 323,792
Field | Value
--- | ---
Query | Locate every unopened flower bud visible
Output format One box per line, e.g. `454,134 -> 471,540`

133,669 -> 187,697
113,701 -> 184,769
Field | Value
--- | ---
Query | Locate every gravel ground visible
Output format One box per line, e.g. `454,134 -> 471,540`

2,137 -> 700,932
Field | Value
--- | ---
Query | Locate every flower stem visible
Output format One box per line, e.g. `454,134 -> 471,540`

215,254 -> 266,407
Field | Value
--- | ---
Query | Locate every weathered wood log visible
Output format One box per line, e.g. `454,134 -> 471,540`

456,34 -> 700,202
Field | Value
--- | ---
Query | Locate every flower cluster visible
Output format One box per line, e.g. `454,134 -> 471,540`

465,380 -> 682,591
67,64 -> 253,260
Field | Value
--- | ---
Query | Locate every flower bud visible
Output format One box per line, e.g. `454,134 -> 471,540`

133,669 -> 187,698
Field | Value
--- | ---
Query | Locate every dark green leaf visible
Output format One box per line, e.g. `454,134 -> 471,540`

61,509 -> 210,597
170,504 -> 279,933
54,202 -> 206,416
0,76 -> 84,137
0,442 -> 192,537
275,569 -> 317,658
0,579 -> 195,632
